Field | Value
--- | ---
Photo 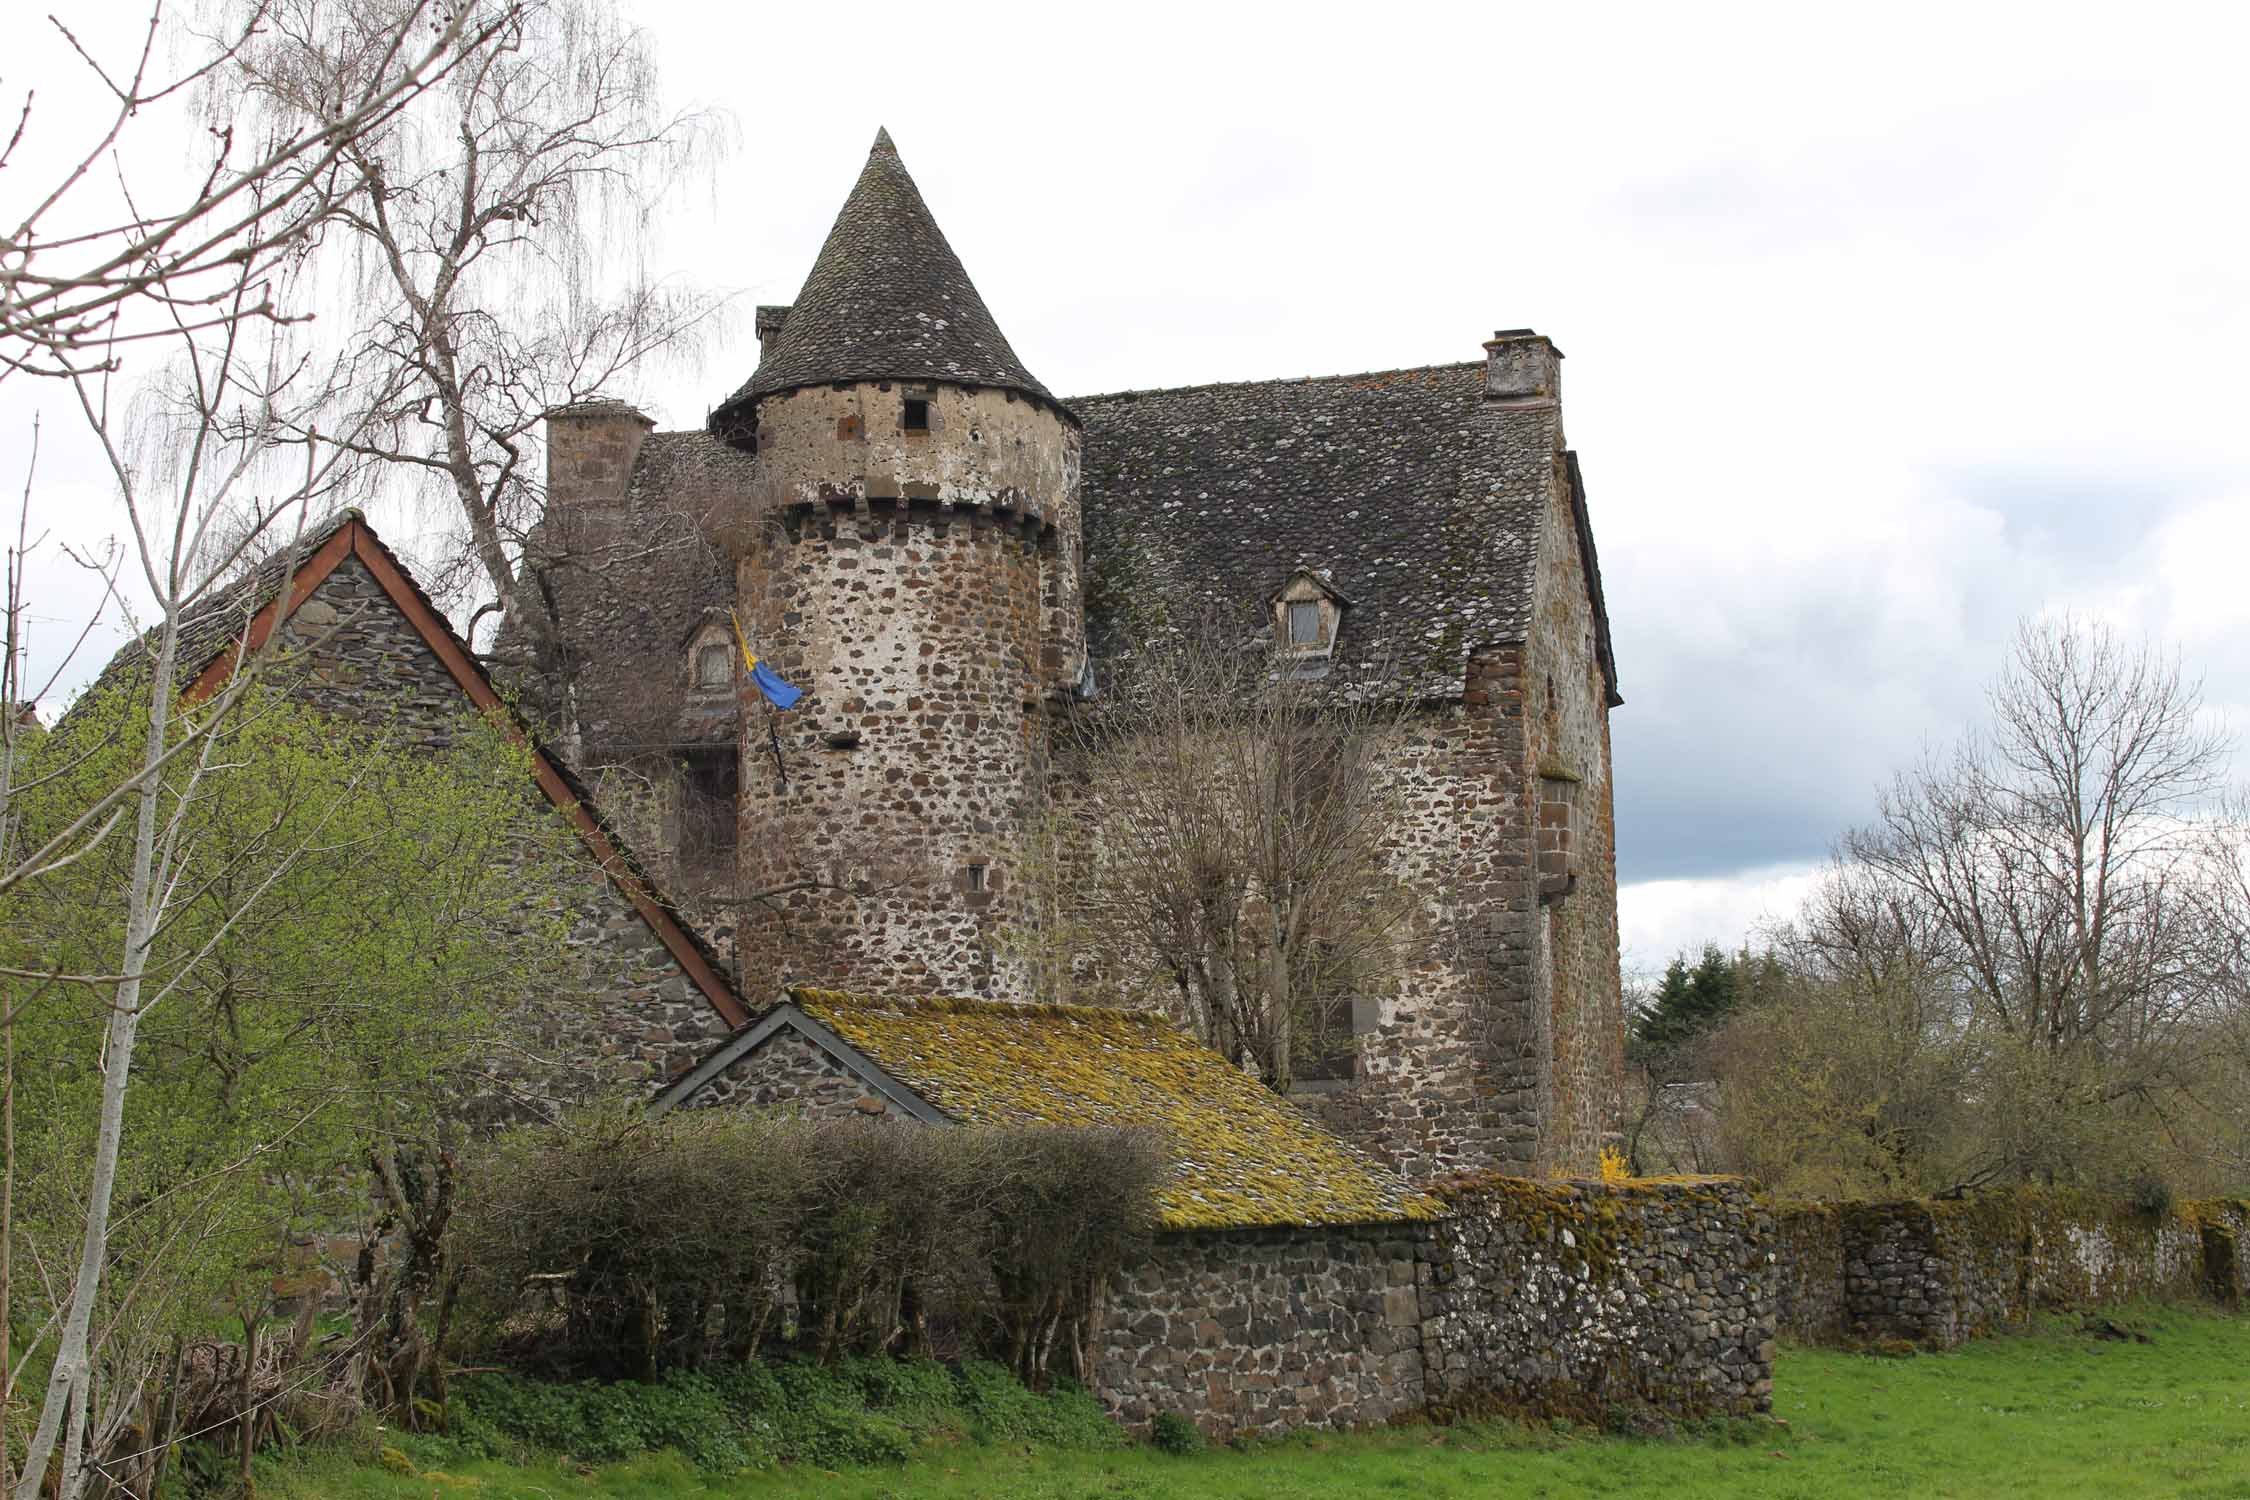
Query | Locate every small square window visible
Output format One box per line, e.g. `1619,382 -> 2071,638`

1287,599 -> 1321,646
903,398 -> 930,432
694,642 -> 732,689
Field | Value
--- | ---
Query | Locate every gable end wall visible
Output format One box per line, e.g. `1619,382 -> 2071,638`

268,553 -> 736,1109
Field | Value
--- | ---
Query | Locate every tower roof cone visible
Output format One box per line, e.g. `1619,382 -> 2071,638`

712,129 -> 1059,433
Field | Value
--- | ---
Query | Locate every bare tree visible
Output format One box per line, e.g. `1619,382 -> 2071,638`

1711,617 -> 2243,1197
0,11 -> 513,1493
1045,628 -> 1422,1093
1848,618 -> 2230,1070
227,0 -> 728,677
0,1 -> 497,384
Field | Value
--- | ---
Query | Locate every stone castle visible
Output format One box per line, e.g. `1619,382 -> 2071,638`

508,128 -> 1625,1180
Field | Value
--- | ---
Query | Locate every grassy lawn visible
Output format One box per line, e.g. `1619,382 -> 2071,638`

268,1304 -> 2250,1500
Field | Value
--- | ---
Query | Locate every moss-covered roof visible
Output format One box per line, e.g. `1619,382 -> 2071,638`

790,988 -> 1439,1232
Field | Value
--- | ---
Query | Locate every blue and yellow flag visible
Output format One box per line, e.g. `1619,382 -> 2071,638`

730,610 -> 802,710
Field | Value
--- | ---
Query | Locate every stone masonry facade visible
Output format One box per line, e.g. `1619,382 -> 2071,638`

1420,1179 -> 1775,1421
1095,1226 -> 1429,1438
259,536 -> 743,1111
1096,1179 -> 1774,1440
504,132 -> 1627,1182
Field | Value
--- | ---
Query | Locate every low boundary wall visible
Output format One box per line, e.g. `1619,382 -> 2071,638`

1095,1183 -> 2249,1439
1096,1176 -> 1775,1439
1771,1192 -> 2250,1348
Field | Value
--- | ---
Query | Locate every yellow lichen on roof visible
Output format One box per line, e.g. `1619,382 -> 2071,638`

791,988 -> 1440,1232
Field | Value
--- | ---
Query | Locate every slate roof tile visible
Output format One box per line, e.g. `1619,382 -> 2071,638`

1069,363 -> 1548,699
712,130 -> 1058,432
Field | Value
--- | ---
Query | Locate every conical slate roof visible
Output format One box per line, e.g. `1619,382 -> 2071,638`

711,129 -> 1059,432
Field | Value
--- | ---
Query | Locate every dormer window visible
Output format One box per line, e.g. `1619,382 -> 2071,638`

1270,567 -> 1351,660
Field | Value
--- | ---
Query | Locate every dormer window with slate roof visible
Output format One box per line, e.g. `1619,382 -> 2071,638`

1271,568 -> 1350,663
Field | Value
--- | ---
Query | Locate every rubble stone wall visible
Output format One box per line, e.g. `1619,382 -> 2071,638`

733,500 -> 1053,1004
1094,1177 -> 1775,1438
1420,1177 -> 1775,1420
1770,1193 -> 2250,1348
1094,1224 -> 1429,1440
1524,454 -> 1624,1173
677,1027 -> 899,1119
1295,652 -> 1540,1183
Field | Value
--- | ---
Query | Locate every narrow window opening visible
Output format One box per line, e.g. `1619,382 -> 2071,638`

965,862 -> 987,892
678,748 -> 740,875
1287,599 -> 1321,646
903,398 -> 930,432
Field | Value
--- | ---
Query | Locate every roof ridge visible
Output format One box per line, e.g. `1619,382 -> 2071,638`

1065,360 -> 1481,407
789,987 -> 1165,1025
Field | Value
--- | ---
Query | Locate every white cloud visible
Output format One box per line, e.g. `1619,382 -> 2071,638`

7,0 -> 2248,885
1619,864 -> 1826,981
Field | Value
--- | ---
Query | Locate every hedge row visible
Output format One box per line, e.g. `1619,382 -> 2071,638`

450,1108 -> 1167,1384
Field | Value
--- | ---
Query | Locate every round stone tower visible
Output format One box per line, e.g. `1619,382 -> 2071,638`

708,129 -> 1084,1002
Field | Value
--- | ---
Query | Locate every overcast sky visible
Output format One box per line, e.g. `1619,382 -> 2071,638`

10,1 -> 2248,980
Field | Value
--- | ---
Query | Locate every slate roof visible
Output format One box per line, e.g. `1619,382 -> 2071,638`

1070,363 -> 1553,700
78,508 -> 363,704
789,988 -> 1440,1231
711,129 -> 1059,434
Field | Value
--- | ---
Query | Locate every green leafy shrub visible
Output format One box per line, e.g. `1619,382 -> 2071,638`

449,1370 -> 749,1470
1150,1410 -> 1205,1455
955,1360 -> 1121,1448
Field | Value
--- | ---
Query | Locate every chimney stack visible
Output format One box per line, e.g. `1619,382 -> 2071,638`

1483,329 -> 1561,406
544,398 -> 654,513
755,304 -> 792,355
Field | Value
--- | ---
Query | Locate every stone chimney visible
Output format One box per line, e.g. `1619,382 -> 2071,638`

544,398 -> 655,511
755,304 -> 791,354
1483,329 -> 1562,406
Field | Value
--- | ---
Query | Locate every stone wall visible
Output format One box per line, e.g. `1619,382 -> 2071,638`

1095,1224 -> 1428,1440
272,552 -> 737,1109
1768,1205 -> 1849,1344
1524,448 -> 1624,1173
733,501 -> 1054,1003
1771,1193 -> 2250,1348
1421,1177 -> 1774,1420
1293,654 -> 1539,1182
677,1027 -> 898,1119
722,377 -> 1081,1008
1091,1177 -> 1775,1438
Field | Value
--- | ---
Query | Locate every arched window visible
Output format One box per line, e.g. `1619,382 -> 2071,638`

694,641 -> 733,690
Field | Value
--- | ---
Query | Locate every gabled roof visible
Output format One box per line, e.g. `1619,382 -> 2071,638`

1072,363 -> 1585,701
659,987 -> 1439,1232
710,129 -> 1060,433
84,510 -> 750,1030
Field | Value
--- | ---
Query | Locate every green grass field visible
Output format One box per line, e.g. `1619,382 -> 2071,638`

268,1305 -> 2250,1500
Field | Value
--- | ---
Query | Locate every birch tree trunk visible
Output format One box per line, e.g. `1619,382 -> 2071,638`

11,615 -> 178,1500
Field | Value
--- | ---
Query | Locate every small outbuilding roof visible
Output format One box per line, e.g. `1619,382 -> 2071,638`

661,986 -> 1439,1232
711,129 -> 1059,434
